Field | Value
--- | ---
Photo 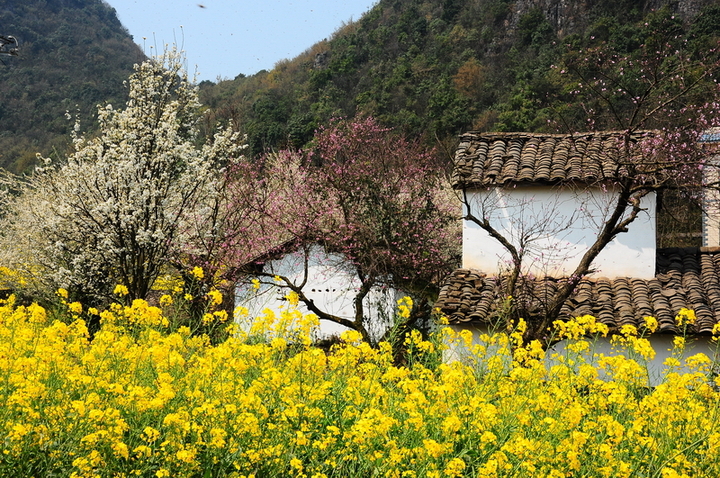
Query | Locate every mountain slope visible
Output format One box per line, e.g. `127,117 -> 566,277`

198,0 -> 720,157
0,0 -> 144,172
2,0 -> 718,169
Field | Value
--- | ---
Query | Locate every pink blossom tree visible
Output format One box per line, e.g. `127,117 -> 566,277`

173,148 -> 326,317
223,117 -> 460,343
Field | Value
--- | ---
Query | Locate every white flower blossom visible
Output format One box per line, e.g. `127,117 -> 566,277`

0,49 -> 242,301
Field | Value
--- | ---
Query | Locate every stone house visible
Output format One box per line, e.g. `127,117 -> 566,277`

435,131 -> 720,382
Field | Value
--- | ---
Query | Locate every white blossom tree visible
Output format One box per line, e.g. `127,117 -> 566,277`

0,50 -> 241,303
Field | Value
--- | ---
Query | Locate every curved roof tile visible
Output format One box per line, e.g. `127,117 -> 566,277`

452,131 -> 655,189
436,247 -> 720,336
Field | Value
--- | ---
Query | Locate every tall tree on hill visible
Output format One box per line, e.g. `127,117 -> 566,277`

0,0 -> 144,172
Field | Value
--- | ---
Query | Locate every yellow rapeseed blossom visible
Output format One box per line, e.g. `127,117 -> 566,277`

207,289 -> 223,306
114,284 -> 129,296
67,301 -> 83,315
673,336 -> 686,351
643,316 -> 659,333
153,274 -> 184,293
286,290 -> 299,308
0,297 -> 716,477
397,296 -> 413,319
191,266 -> 204,280
675,308 -> 696,326
443,457 -> 466,477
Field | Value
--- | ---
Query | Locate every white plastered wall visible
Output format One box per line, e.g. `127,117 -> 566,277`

703,153 -> 720,247
548,334 -> 719,387
235,244 -> 398,342
463,184 -> 657,279
444,324 -> 719,387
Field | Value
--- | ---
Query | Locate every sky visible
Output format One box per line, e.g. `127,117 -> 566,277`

107,0 -> 377,82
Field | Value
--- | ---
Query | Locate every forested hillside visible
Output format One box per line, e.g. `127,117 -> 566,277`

0,0 -> 143,172
2,0 -> 719,170
198,0 -> 720,157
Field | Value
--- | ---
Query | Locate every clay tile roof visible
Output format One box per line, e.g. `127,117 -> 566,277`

435,247 -> 720,335
451,131 -> 654,189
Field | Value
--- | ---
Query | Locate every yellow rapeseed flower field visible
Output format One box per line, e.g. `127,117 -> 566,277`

0,294 -> 718,477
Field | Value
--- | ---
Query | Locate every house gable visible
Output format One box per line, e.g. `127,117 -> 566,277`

463,184 -> 656,278
455,131 -> 657,279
